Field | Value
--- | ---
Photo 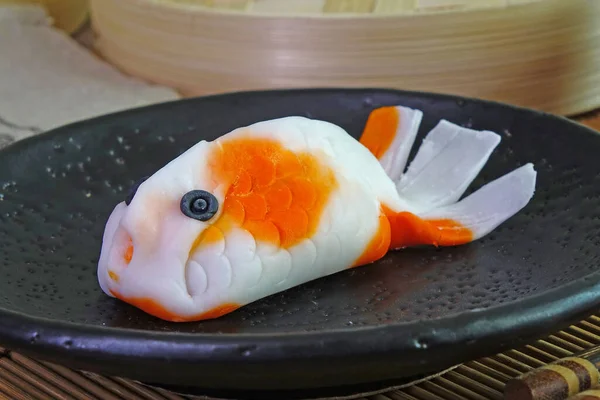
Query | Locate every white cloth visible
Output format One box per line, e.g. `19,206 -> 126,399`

0,5 -> 180,145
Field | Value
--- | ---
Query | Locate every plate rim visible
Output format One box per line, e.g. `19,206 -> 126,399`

1,87 -> 600,380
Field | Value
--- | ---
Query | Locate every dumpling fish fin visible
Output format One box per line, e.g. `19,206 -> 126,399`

358,105 -> 423,182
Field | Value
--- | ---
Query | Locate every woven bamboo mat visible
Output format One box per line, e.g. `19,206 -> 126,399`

0,312 -> 600,400
0,117 -> 598,400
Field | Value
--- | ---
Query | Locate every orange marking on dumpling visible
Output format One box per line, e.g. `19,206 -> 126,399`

382,205 -> 473,248
265,183 -> 293,211
110,290 -> 239,322
247,153 -> 276,187
352,211 -> 391,268
198,303 -> 241,320
288,177 -> 317,210
244,220 -> 280,247
124,236 -> 133,264
275,151 -> 304,178
234,170 -> 252,195
359,106 -> 400,159
108,271 -> 120,282
425,219 -> 473,246
192,136 -> 338,252
241,192 -> 267,220
269,207 -> 310,248
225,198 -> 246,223
190,225 -> 225,254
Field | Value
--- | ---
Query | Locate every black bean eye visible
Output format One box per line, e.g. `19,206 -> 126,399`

180,190 -> 219,221
125,176 -> 149,205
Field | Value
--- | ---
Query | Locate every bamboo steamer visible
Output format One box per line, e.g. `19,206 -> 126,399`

89,0 -> 600,116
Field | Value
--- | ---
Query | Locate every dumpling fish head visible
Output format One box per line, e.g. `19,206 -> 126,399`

96,138 -> 238,322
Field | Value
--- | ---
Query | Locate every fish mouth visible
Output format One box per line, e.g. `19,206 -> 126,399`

97,203 -> 199,318
97,202 -> 128,296
97,203 -> 233,322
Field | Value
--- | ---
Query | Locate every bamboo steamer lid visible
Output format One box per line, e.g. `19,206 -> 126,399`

0,0 -> 89,33
89,0 -> 600,116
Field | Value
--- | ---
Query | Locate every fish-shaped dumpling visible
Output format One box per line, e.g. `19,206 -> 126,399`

97,105 -> 536,322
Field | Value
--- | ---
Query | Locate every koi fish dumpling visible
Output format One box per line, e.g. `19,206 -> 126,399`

97,106 -> 536,322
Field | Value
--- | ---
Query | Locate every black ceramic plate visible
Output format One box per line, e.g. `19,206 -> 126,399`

1,89 -> 600,396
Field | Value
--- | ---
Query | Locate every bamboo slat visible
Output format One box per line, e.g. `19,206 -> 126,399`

122,0 -> 546,14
